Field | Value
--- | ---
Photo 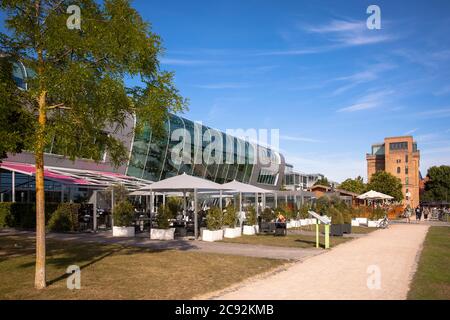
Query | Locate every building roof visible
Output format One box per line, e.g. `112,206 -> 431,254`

0,161 -> 152,191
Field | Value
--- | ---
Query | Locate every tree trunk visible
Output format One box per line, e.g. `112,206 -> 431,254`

34,90 -> 47,289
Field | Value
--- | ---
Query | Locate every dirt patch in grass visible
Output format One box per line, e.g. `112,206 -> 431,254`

221,233 -> 350,249
407,226 -> 450,300
0,234 -> 285,300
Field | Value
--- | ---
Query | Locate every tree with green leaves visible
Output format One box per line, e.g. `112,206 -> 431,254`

0,57 -> 35,159
422,166 -> 450,202
0,0 -> 187,289
367,171 -> 403,202
338,176 -> 366,194
313,177 -> 330,187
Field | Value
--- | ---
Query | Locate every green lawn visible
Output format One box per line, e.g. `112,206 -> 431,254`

408,226 -> 450,300
0,234 -> 285,299
221,233 -> 350,249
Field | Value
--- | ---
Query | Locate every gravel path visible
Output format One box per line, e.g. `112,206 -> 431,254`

209,224 -> 429,300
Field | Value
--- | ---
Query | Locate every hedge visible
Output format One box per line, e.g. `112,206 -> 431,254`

0,202 -> 60,229
48,203 -> 81,232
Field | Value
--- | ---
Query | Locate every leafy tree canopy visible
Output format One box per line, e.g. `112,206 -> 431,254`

0,57 -> 35,159
422,166 -> 450,202
313,177 -> 330,187
367,171 -> 403,202
0,0 -> 188,164
338,176 -> 367,194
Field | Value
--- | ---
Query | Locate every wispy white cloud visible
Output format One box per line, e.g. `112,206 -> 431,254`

434,85 -> 450,96
280,135 -> 322,143
331,63 -> 395,95
303,19 -> 394,47
159,58 -> 213,66
404,128 -> 418,135
337,89 -> 395,112
194,82 -> 251,89
415,108 -> 450,118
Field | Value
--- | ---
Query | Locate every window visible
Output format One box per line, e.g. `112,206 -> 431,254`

405,154 -> 409,163
397,167 -> 401,174
405,166 -> 408,175
406,177 -> 409,185
396,159 -> 401,163
389,142 -> 408,151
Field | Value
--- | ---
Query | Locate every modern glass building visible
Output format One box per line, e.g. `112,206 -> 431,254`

126,114 -> 285,189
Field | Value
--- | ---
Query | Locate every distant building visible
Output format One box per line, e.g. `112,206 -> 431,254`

366,136 -> 420,208
284,164 -> 326,191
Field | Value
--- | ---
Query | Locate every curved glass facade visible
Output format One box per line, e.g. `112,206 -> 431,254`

126,114 -> 284,188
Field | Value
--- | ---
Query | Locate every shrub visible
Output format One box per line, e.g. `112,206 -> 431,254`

299,204 -> 310,219
113,200 -> 134,227
47,203 -> 81,232
0,202 -> 14,227
261,208 -> 276,222
328,207 -> 344,225
223,204 -> 237,227
316,196 -> 330,215
156,205 -> 171,229
0,202 -> 59,228
341,208 -> 352,224
206,206 -> 223,230
246,206 -> 257,226
166,197 -> 182,219
370,207 -> 386,220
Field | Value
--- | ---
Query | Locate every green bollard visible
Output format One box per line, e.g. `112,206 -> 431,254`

324,224 -> 330,249
315,222 -> 319,248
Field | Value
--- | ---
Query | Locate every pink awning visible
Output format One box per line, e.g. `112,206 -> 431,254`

0,161 -> 94,185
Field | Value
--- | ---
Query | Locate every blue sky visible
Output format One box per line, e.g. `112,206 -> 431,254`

130,0 -> 450,182
2,1 -> 450,182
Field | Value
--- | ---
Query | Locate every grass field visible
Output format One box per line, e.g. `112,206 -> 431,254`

0,234 -> 285,299
221,233 -> 350,249
407,226 -> 450,300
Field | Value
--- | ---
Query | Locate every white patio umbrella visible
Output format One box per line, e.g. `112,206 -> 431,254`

221,180 -> 271,216
135,173 -> 232,238
357,190 -> 394,200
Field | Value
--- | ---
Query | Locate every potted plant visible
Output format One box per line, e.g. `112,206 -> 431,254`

329,207 -> 344,236
202,206 -> 224,242
112,200 -> 135,237
260,207 -> 276,233
223,205 -> 241,238
368,207 -> 386,227
151,205 -> 176,240
342,208 -> 352,234
243,205 -> 257,235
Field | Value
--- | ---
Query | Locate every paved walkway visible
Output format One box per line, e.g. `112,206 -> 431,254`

0,229 -> 321,261
207,224 -> 429,300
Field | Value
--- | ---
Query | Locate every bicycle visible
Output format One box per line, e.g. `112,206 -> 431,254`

378,214 -> 389,229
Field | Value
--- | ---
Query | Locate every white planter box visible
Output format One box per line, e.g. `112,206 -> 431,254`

243,225 -> 256,235
150,228 -> 175,240
351,220 -> 360,227
286,222 -> 293,229
254,224 -> 259,233
300,219 -> 308,226
202,229 -> 224,242
356,217 -> 368,224
223,227 -> 241,238
367,220 -> 378,228
112,226 -> 135,237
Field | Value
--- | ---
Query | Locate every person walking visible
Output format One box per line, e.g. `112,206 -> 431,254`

404,205 -> 411,223
415,206 -> 421,222
423,207 -> 429,220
